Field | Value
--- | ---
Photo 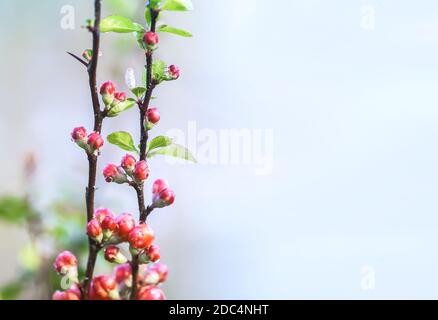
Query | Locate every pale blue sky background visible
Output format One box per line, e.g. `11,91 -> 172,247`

1,0 -> 438,299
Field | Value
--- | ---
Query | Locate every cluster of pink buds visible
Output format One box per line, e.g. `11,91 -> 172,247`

71,127 -> 104,155
151,179 -> 175,208
103,154 -> 150,185
143,32 -> 159,51
100,81 -> 126,109
145,107 -> 161,130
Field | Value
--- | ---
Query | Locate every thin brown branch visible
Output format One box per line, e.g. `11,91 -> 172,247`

82,0 -> 103,299
130,7 -> 159,300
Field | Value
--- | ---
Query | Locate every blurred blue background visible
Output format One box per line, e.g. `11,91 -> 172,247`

1,0 -> 438,299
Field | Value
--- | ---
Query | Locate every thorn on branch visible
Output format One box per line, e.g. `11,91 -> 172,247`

67,52 -> 89,67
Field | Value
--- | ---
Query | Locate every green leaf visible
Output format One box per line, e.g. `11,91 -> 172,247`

107,131 -> 138,152
131,87 -> 146,98
162,0 -> 194,11
107,98 -> 136,117
148,136 -> 173,152
100,15 -> 144,33
157,25 -> 192,37
152,60 -> 167,82
0,280 -> 24,300
0,196 -> 32,224
148,143 -> 197,162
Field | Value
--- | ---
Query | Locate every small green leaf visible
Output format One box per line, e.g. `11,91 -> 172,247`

100,15 -> 144,33
157,25 -> 192,37
148,136 -> 173,152
107,131 -> 138,152
132,87 -> 146,98
152,60 -> 167,82
107,98 -> 136,117
0,196 -> 32,224
148,143 -> 197,162
162,0 -> 194,11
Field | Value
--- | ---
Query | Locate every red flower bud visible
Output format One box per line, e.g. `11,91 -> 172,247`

116,213 -> 136,241
128,224 -> 155,250
104,245 -> 127,264
137,285 -> 165,300
103,164 -> 128,184
152,179 -> 169,195
87,132 -> 104,151
143,32 -> 159,46
114,92 -> 126,102
168,65 -> 180,80
113,263 -> 132,285
100,81 -> 116,105
133,160 -> 150,182
71,127 -> 87,141
147,107 -> 160,124
53,251 -> 78,276
94,208 -> 113,223
147,245 -> 161,263
87,219 -> 103,243
140,244 -> 161,264
101,215 -> 117,232
100,81 -> 116,95
52,284 -> 81,300
121,154 -> 137,173
89,275 -> 120,300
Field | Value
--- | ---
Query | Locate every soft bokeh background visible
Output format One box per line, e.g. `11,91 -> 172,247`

1,0 -> 438,299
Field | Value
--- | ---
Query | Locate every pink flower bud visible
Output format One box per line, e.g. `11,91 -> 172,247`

52,284 -> 81,300
116,213 -> 136,241
71,127 -> 87,141
87,219 -> 103,243
103,164 -> 128,184
101,214 -> 118,240
121,154 -> 137,173
143,32 -> 159,46
128,224 -> 155,250
94,208 -> 113,223
152,179 -> 169,194
104,246 -> 128,264
168,65 -> 180,80
147,107 -> 160,124
152,179 -> 175,208
100,81 -> 116,105
53,251 -> 78,275
114,92 -> 126,102
89,275 -> 120,300
87,132 -> 104,151
100,81 -> 116,95
137,285 -> 165,300
133,160 -> 150,182
145,263 -> 168,284
113,263 -> 132,285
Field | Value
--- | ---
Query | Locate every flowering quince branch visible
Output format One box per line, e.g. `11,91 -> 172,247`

53,0 -> 195,300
